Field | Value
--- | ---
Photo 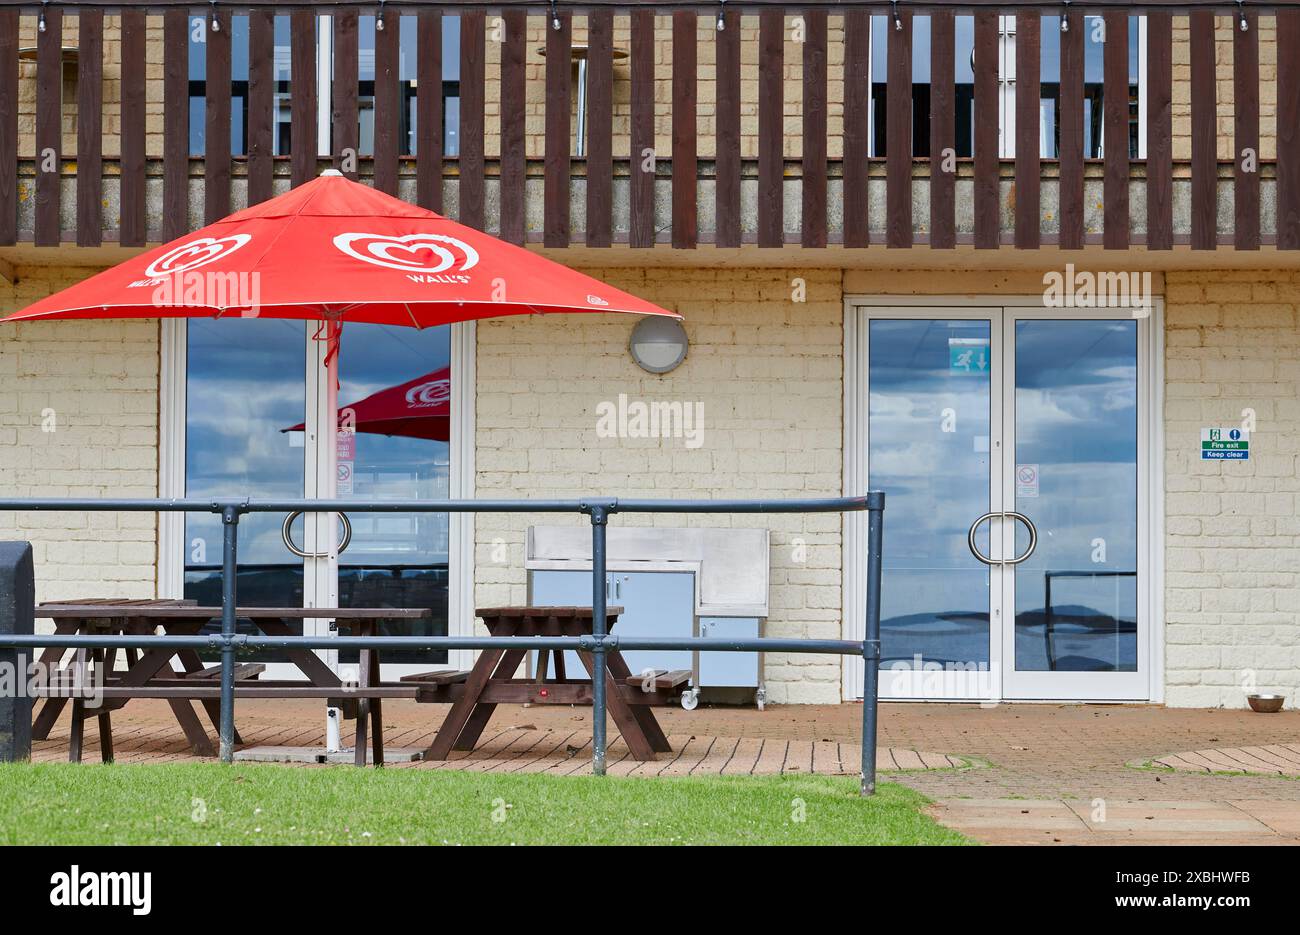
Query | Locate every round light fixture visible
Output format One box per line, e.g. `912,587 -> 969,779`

629,316 -> 688,374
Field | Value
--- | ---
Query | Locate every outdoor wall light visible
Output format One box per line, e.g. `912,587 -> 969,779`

629,316 -> 688,374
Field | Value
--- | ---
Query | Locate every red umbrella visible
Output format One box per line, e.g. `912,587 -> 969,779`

2,170 -> 677,326
283,366 -> 451,442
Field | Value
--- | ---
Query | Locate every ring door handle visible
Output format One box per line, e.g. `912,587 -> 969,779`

281,510 -> 353,559
966,512 -> 1000,566
1003,511 -> 1038,565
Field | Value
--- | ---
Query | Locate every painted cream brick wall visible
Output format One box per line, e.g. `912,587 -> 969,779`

0,267 -> 160,604
473,267 -> 845,703
1164,270 -> 1300,708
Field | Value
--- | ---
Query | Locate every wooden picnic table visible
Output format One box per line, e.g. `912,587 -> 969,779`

418,606 -> 689,763
34,599 -> 433,766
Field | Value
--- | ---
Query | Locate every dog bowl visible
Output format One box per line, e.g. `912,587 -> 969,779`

1247,694 -> 1285,713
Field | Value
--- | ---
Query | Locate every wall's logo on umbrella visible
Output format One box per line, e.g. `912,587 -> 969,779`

405,377 -> 451,409
333,232 -> 480,275
143,235 -> 252,278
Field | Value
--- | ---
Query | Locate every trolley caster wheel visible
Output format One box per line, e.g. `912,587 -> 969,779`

680,688 -> 700,711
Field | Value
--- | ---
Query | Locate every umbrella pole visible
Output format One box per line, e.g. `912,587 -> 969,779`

322,320 -> 343,754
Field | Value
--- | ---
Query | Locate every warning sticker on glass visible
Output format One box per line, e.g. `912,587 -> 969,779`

1016,463 -> 1039,498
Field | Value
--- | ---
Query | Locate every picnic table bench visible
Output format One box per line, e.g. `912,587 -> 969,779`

33,599 -> 436,766
418,606 -> 688,762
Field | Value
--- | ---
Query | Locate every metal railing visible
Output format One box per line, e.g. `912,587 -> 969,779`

0,493 -> 886,793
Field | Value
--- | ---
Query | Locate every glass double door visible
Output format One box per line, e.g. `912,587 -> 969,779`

866,307 -> 1147,701
181,318 -> 454,680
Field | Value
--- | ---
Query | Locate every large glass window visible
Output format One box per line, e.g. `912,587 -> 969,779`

188,14 -> 461,158
181,321 -> 454,669
869,14 -> 1143,160
183,319 -> 307,650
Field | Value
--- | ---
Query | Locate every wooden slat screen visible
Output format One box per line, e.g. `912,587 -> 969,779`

973,12 -> 998,249
499,9 -> 527,246
886,11 -> 912,249
1280,11 -> 1300,249
1233,11 -> 1260,251
715,8 -> 742,248
332,11 -> 360,179
844,10 -> 870,248
671,11 -> 698,249
7,4 -> 1285,254
119,11 -> 147,245
1145,11 -> 1173,251
928,10 -> 955,250
75,10 -> 104,247
373,10 -> 401,195
1013,12 -> 1039,250
34,6 -> 61,247
290,11 -> 317,188
1189,11 -> 1216,249
416,11 -> 443,212
1058,9 -> 1084,250
1102,11 -> 1129,249
247,10 -> 276,204
802,9 -> 827,249
629,10 -> 655,248
585,10 -> 615,247
0,10 -> 15,245
205,8 -> 232,224
458,11 -> 486,229
162,10 -> 188,241
544,11 -> 572,247
757,10 -> 784,247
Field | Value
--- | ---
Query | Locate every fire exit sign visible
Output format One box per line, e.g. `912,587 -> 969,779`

1201,427 -> 1250,461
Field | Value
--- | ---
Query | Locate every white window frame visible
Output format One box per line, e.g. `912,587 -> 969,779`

158,319 -> 477,675
841,294 -> 1164,704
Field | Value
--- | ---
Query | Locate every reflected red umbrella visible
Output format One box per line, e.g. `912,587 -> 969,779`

283,366 -> 451,442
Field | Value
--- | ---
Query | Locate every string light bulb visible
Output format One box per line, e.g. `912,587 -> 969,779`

210,3 -> 220,33
1238,2 -> 1249,32
376,1 -> 386,31
38,2 -> 46,34
716,1 -> 726,33
892,1 -> 902,32
550,0 -> 560,31
1061,1 -> 1070,33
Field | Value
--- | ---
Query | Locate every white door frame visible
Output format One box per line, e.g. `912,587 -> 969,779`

157,318 -> 478,676
842,295 -> 1164,703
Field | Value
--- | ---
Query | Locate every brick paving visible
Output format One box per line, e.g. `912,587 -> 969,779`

1146,744 -> 1300,776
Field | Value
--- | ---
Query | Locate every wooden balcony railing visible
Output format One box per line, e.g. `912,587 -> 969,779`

0,1 -> 1295,250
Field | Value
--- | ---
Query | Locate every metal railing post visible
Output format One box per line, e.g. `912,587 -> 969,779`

218,503 -> 241,764
584,500 -> 614,776
861,498 -> 885,796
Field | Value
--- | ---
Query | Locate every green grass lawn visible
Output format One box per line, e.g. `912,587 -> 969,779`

0,763 -> 970,845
